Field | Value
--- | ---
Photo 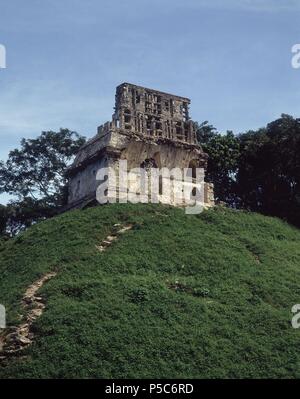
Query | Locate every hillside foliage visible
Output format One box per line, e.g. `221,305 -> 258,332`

0,204 -> 300,378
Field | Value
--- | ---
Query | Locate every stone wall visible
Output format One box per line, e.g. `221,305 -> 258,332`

67,83 -> 214,210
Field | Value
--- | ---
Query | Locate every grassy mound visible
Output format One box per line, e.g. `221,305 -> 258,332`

0,204 -> 300,378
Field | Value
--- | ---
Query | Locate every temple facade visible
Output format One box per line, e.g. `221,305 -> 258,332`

67,83 -> 214,209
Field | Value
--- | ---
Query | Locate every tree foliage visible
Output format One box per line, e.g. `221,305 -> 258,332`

197,114 -> 300,227
0,129 -> 86,234
195,122 -> 240,205
237,114 -> 300,226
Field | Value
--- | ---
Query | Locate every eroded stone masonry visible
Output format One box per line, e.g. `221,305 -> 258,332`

67,83 -> 214,208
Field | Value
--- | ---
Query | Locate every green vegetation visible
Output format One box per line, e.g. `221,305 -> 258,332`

1,204 -> 300,378
196,114 -> 300,227
0,129 -> 86,235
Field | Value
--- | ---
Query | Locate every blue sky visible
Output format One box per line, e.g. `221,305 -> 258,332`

1,0 -> 300,203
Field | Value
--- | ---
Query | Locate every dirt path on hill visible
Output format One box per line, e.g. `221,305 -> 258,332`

0,272 -> 57,359
95,224 -> 133,252
0,223 -> 134,359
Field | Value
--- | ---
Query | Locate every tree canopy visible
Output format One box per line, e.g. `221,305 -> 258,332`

197,114 -> 300,227
0,129 -> 86,234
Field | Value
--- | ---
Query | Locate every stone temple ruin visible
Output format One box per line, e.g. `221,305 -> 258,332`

67,83 -> 214,209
